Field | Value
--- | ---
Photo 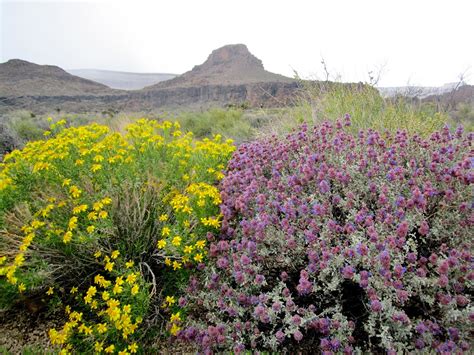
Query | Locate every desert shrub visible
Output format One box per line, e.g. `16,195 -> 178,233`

175,108 -> 254,143
2,111 -> 50,144
0,118 -> 235,352
278,82 -> 448,138
175,118 -> 473,353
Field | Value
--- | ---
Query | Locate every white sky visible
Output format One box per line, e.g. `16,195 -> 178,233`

1,0 -> 473,87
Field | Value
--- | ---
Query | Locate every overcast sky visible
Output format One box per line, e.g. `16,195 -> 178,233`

1,0 -> 473,87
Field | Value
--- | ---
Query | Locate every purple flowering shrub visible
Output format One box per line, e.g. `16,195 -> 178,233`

176,118 -> 473,353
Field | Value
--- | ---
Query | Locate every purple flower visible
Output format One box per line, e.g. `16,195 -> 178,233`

418,220 -> 430,236
293,330 -> 303,342
341,265 -> 355,279
255,274 -> 265,285
297,276 -> 312,295
396,221 -> 409,238
240,254 -> 251,266
319,180 -> 331,194
275,330 -> 285,343
370,300 -> 383,312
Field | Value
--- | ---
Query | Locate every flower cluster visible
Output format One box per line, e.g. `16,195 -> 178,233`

0,118 -> 235,351
48,251 -> 147,354
177,119 -> 473,353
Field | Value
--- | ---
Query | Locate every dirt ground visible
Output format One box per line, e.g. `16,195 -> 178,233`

0,306 -> 61,354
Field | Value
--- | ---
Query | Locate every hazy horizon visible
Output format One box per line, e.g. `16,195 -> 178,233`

1,0 -> 473,87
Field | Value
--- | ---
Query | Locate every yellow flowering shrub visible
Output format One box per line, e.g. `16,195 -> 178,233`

48,251 -> 148,354
0,118 -> 235,351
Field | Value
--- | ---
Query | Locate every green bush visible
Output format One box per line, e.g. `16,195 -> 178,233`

0,118 -> 235,353
174,108 -> 254,143
273,81 -> 449,137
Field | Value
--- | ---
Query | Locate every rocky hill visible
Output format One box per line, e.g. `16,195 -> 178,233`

136,44 -> 299,108
0,45 -> 301,113
0,59 -> 115,97
67,69 -> 177,90
145,44 -> 294,89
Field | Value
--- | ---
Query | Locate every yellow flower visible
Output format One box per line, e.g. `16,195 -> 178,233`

157,239 -> 167,249
69,185 -> 81,198
115,276 -> 124,286
93,201 -> 104,211
91,164 -> 102,172
105,261 -> 114,272
159,214 -> 168,222
170,323 -> 181,336
97,323 -> 107,334
164,257 -> 171,266
125,260 -> 134,268
172,236 -> 182,247
165,296 -> 176,306
128,343 -> 138,353
195,240 -> 206,249
193,253 -> 204,263
18,283 -> 26,292
126,273 -> 137,284
14,253 -> 25,266
63,231 -> 72,243
62,179 -> 71,187
113,284 -> 123,294
102,197 -> 112,205
111,250 -> 120,259
93,155 -> 104,162
68,216 -> 78,230
94,341 -> 104,352
87,285 -> 97,296
46,287 -> 54,295
70,286 -> 78,294
99,210 -> 108,219
94,250 -> 102,258
104,345 -> 115,353
172,261 -> 182,270
123,304 -> 132,313
170,312 -> 181,323
102,291 -> 110,301
88,211 -> 98,221
201,216 -> 220,228
86,225 -> 95,234
72,204 -> 88,214
131,284 -> 139,295
161,226 -> 170,236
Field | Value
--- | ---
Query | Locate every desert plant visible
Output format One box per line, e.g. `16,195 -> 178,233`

269,79 -> 449,138
175,118 -> 473,353
0,118 -> 235,352
174,108 -> 254,143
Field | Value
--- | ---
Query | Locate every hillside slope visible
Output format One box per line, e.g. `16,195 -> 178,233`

0,59 -> 115,96
144,44 -> 294,90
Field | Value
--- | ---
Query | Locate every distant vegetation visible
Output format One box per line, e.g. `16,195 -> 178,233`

2,80 -> 470,158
